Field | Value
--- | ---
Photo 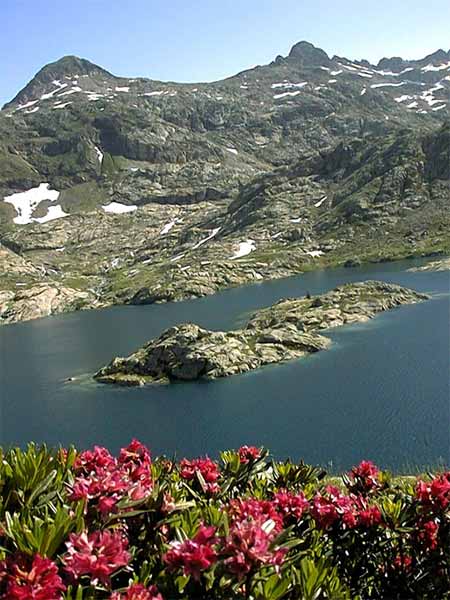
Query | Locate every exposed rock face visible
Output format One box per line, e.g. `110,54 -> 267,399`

247,281 -> 429,331
1,43 -> 449,325
94,323 -> 330,385
408,257 -> 450,272
288,41 -> 331,66
0,284 -> 92,324
94,281 -> 429,386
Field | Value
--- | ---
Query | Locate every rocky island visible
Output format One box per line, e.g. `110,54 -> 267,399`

94,281 -> 429,386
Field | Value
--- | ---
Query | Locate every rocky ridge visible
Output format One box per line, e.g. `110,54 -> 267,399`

1,42 -> 449,324
94,281 -> 429,385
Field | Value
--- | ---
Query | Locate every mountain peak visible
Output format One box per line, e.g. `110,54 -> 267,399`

39,55 -> 111,76
287,41 -> 331,66
376,56 -> 408,72
4,55 -> 114,108
419,48 -> 449,64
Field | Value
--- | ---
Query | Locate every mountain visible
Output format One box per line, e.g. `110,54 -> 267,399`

0,41 -> 449,323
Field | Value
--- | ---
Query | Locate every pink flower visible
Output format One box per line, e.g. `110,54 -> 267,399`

179,457 -> 220,494
228,498 -> 283,532
349,460 -> 381,493
110,583 -> 163,600
63,529 -> 130,585
238,446 -> 262,464
69,441 -> 153,515
393,555 -> 412,571
358,505 -> 382,527
163,524 -> 218,580
417,519 -> 439,550
312,487 -> 382,530
416,473 -> 450,509
273,490 -> 309,524
311,494 -> 339,529
118,439 -> 153,490
3,554 -> 65,600
223,518 -> 285,577
74,445 -> 116,472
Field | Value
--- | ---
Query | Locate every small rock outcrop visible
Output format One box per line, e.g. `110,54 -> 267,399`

94,281 -> 429,386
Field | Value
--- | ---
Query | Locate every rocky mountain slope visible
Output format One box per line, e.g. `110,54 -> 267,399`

1,41 -> 449,324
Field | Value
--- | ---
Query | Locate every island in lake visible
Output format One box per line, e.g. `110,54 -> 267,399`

94,280 -> 429,386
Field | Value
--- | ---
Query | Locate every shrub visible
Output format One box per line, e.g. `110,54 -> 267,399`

0,441 -> 448,599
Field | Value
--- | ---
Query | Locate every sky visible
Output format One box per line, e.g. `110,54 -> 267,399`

1,0 -> 450,106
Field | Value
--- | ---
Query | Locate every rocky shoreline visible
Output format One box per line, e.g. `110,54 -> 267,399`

94,280 -> 429,386
407,257 -> 450,272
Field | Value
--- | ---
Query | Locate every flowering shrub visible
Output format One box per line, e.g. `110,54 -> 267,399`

0,440 -> 449,599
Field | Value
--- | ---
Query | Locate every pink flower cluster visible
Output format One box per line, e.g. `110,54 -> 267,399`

163,525 -> 218,580
63,529 -> 130,585
416,472 -> 450,510
110,583 -> 164,600
70,439 -> 153,514
311,485 -> 382,530
416,519 -> 439,551
163,493 -> 297,582
223,515 -> 286,577
0,554 -> 65,600
348,460 -> 381,492
272,489 -> 309,524
228,498 -> 284,532
238,445 -> 262,464
179,457 -> 220,494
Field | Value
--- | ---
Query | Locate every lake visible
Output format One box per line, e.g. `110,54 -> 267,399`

1,257 -> 448,471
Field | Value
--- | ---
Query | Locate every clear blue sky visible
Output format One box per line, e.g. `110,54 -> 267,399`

1,0 -> 449,106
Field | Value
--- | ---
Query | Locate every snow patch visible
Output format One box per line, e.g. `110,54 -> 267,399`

34,205 -> 69,224
160,219 -> 181,235
314,196 -> 327,207
422,61 -> 450,72
230,240 -> 256,260
420,83 -> 445,106
374,67 -> 414,77
58,87 -> 82,97
271,82 -> 308,89
192,227 -> 221,249
305,250 -> 324,258
371,82 -> 407,89
102,202 -> 137,214
41,80 -> 68,100
226,147 -> 238,155
4,183 -> 60,225
94,146 -> 103,164
115,86 -> 130,92
273,90 -> 301,99
86,93 -> 105,101
16,99 -> 39,111
395,95 -> 414,103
